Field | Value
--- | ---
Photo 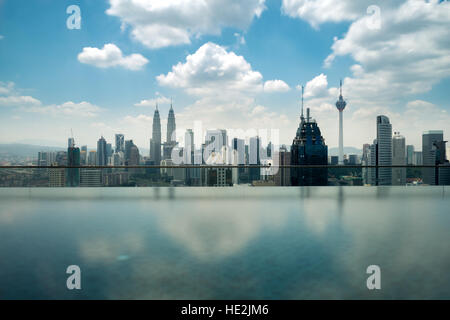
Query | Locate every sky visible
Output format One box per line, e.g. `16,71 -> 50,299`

0,0 -> 449,151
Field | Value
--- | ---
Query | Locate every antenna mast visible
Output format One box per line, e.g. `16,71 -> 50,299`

301,85 -> 304,121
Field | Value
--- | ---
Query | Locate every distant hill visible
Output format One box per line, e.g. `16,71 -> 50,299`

0,143 -> 150,159
328,147 -> 362,156
0,144 -> 65,158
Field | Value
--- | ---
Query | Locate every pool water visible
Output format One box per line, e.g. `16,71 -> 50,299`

0,186 -> 449,299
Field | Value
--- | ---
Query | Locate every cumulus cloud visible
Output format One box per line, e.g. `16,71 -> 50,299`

154,42 -> 294,143
325,1 -> 450,98
303,73 -> 329,98
106,0 -> 266,49
78,43 -> 148,70
281,0 -> 403,29
157,42 -> 264,96
264,80 -> 290,93
282,0 -> 450,148
300,74 -> 450,149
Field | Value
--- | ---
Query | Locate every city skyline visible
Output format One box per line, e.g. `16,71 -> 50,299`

0,0 -> 449,149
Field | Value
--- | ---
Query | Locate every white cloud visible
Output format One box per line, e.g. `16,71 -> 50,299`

106,0 -> 266,49
303,73 -> 329,98
0,95 -> 41,107
157,42 -> 264,96
287,0 -> 450,148
155,42 -> 294,143
300,73 -> 450,149
78,43 -> 148,70
0,83 -> 42,107
0,82 -> 17,96
325,1 -> 450,98
0,82 -> 102,118
135,95 -> 171,107
264,80 -> 290,93
26,101 -> 103,118
281,0 -> 403,29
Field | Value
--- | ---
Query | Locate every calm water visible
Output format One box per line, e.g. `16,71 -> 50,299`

0,187 -> 449,300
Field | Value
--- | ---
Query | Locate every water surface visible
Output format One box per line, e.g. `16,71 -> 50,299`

0,187 -> 449,299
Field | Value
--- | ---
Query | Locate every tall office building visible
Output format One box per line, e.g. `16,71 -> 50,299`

184,129 -> 194,164
406,145 -> 414,165
335,81 -> 347,165
291,88 -> 328,186
115,134 -> 125,153
413,151 -> 423,165
274,145 -> 291,186
68,138 -> 75,148
422,130 -> 448,185
364,140 -> 377,185
232,138 -> 245,165
376,115 -> 392,185
97,136 -> 107,166
167,102 -> 176,143
124,140 -> 133,163
249,136 -> 261,183
87,150 -> 97,165
163,103 -> 177,160
66,142 -> 80,187
392,132 -> 406,185
80,146 -> 88,166
150,105 -> 162,165
38,151 -> 56,166
129,145 -> 140,166
184,129 -> 200,185
205,130 -> 227,153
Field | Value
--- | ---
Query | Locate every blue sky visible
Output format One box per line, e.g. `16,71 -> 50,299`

0,0 -> 449,150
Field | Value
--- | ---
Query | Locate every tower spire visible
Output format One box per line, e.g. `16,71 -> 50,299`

340,79 -> 343,97
301,85 -> 304,121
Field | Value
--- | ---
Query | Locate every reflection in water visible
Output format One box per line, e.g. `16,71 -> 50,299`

157,201 -> 288,260
0,187 -> 449,299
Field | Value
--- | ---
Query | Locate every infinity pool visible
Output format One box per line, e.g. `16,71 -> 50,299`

0,187 -> 449,299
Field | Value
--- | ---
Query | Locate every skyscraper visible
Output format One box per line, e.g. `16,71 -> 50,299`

422,130 -> 448,185
406,145 -> 414,165
115,134 -> 124,153
80,145 -> 88,166
163,102 -> 177,160
291,88 -> 328,186
167,101 -> 176,143
66,141 -> 80,187
335,80 -> 347,165
150,105 -> 162,165
184,129 -> 194,164
376,115 -> 392,185
392,132 -> 406,185
249,136 -> 261,183
68,138 -> 75,148
97,136 -> 107,166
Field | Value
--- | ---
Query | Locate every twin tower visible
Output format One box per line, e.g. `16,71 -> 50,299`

150,102 -> 176,165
